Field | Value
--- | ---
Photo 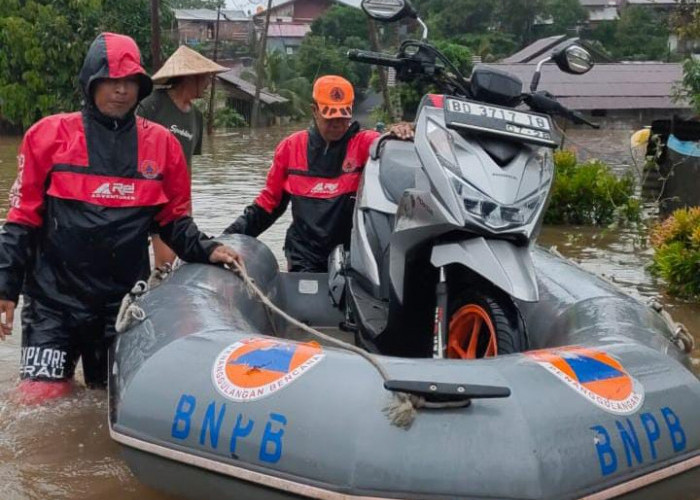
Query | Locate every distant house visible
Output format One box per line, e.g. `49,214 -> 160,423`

485,62 -> 692,128
253,0 -> 360,24
579,0 -> 622,24
216,70 -> 289,126
252,0 -> 361,53
266,23 -> 312,54
174,9 -> 252,44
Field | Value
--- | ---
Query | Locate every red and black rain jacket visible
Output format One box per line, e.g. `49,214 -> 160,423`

225,123 -> 379,272
0,33 -> 219,312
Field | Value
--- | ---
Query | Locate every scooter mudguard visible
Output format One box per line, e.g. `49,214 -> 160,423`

431,238 -> 539,302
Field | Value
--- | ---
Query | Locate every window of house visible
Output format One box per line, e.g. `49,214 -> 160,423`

286,46 -> 294,55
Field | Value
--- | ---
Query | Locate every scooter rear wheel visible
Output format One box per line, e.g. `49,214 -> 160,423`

447,288 -> 527,359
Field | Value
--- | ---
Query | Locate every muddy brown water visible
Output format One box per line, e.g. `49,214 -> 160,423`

0,127 -> 697,500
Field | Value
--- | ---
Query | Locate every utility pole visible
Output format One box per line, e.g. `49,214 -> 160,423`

207,3 -> 222,135
367,19 -> 394,122
150,0 -> 162,71
251,0 -> 273,128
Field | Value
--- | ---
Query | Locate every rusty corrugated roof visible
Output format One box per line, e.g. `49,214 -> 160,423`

502,35 -> 568,63
484,62 -> 690,110
216,71 -> 288,105
267,23 -> 311,38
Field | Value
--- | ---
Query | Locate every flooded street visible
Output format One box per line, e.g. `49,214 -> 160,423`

0,126 -> 698,499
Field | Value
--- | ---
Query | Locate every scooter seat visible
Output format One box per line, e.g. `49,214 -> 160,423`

378,139 -> 421,205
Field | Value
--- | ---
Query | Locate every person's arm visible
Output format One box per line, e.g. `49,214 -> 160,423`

0,127 -> 50,337
155,135 -> 226,263
224,139 -> 290,236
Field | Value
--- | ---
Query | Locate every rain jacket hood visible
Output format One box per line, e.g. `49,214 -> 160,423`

79,32 -> 153,107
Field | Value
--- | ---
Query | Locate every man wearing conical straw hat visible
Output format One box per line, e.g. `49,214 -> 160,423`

138,45 -> 227,268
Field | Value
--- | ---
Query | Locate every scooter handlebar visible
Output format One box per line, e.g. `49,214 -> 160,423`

347,49 -> 403,68
524,92 -> 600,129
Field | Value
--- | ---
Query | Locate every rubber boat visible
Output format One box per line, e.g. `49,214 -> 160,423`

109,234 -> 700,500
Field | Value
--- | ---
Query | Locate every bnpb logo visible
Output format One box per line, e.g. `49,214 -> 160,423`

138,159 -> 160,179
212,338 -> 324,402
527,346 -> 644,415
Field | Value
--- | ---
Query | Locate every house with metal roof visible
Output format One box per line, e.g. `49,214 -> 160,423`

216,70 -> 289,125
173,9 -> 252,44
253,0 -> 360,23
251,0 -> 361,54
485,61 -> 692,128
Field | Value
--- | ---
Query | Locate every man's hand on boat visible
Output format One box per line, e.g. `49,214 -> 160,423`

209,244 -> 245,273
387,122 -> 415,140
0,299 -> 15,340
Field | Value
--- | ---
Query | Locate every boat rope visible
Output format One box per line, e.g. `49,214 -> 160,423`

115,263 -> 177,334
115,280 -> 149,333
647,299 -> 695,354
549,246 -> 694,354
227,260 -> 467,429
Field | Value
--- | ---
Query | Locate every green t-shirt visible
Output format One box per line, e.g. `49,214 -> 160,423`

138,89 -> 203,170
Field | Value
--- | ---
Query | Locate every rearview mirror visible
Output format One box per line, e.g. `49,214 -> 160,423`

361,0 -> 415,22
552,44 -> 593,75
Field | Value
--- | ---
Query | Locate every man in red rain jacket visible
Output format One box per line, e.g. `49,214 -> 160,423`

224,75 -> 412,272
0,33 -> 242,402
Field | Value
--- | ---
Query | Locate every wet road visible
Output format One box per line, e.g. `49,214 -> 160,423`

0,127 -> 697,499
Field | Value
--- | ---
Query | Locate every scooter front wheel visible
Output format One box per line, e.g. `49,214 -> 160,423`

447,288 -> 527,359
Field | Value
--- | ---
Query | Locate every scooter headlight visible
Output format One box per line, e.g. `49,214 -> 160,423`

446,169 -> 547,230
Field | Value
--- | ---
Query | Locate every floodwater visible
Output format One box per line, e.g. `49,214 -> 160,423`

0,126 -> 698,500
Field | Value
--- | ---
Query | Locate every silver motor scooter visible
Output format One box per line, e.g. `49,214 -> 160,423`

329,0 -> 598,359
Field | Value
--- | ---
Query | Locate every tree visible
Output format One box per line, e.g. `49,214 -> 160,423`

676,58 -> 700,113
539,0 -> 588,37
0,0 -> 172,130
296,35 -> 371,91
411,0 -> 495,39
310,5 -> 368,45
611,6 -> 669,60
494,0 -> 548,45
670,1 -> 700,112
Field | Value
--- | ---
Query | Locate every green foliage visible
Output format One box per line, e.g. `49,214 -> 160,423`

296,35 -> 370,91
670,0 -> 700,41
432,40 -> 473,76
310,5 -> 368,45
412,0 -> 496,40
586,6 -> 670,61
451,32 -> 518,62
676,58 -> 700,114
545,150 -> 641,225
0,0 -> 172,130
649,207 -> 700,298
538,0 -> 588,37
214,106 -> 246,128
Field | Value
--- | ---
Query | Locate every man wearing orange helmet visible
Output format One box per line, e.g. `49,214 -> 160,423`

224,75 -> 412,272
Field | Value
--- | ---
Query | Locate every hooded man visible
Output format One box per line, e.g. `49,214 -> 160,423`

0,33 -> 242,402
223,75 -> 412,272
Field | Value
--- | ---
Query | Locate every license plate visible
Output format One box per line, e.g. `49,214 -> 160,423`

444,97 -> 558,147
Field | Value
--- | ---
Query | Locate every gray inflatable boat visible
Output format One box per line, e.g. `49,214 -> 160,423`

109,235 -> 700,500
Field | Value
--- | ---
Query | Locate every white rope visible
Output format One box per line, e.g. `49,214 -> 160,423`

115,281 -> 149,333
227,261 -> 468,429
115,263 -> 177,334
646,299 -> 695,354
